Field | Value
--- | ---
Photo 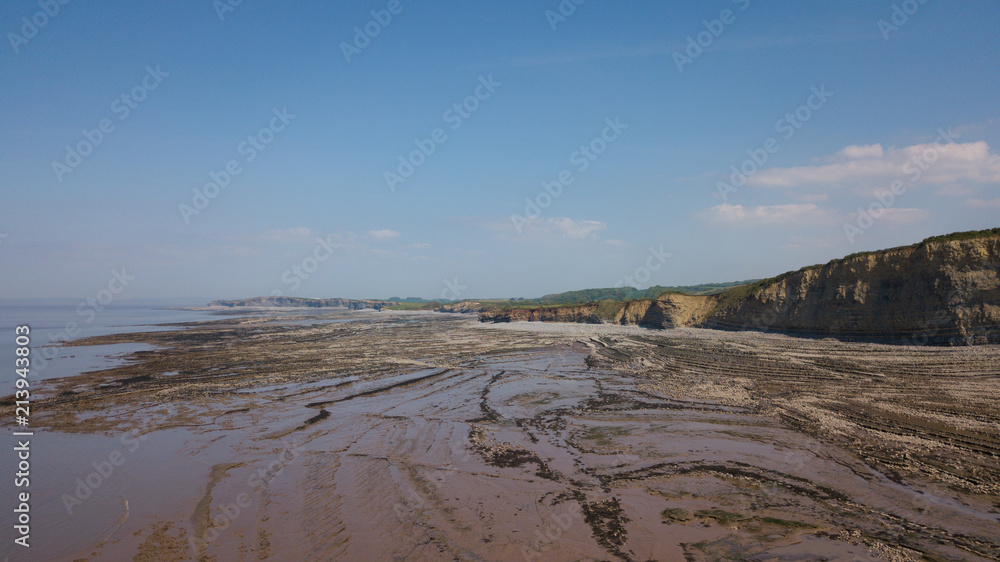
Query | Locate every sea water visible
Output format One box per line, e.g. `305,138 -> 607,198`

0,302 -> 247,388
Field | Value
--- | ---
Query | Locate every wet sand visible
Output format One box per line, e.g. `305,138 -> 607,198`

10,310 -> 1000,560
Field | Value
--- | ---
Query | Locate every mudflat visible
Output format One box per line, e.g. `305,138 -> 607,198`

25,310 -> 1000,560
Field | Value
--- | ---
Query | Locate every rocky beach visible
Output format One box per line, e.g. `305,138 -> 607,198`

13,309 -> 1000,561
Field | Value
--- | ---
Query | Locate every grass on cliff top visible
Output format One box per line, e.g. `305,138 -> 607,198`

537,281 -> 757,304
919,227 -> 1000,244
595,299 -> 625,320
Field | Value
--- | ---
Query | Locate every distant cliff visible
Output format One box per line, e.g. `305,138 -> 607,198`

479,304 -> 603,324
436,301 -> 490,314
477,230 -> 1000,345
209,297 -> 395,311
477,294 -> 718,328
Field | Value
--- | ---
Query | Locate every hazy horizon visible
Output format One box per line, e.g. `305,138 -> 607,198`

3,1 -> 999,302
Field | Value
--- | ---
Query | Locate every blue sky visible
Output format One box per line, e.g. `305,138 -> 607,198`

2,0 -> 998,301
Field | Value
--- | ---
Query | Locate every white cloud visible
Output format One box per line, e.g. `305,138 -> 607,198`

481,216 -> 607,240
369,229 -> 400,240
832,144 -> 884,160
846,207 -> 929,224
402,242 -> 431,249
700,203 -> 834,226
545,217 -> 607,239
966,197 -> 1000,209
749,141 -> 1000,188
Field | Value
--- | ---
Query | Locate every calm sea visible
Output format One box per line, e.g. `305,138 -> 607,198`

0,302 -> 249,389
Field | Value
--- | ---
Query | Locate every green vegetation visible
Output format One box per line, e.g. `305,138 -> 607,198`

538,287 -> 639,303
386,296 -> 435,303
595,299 -> 625,320
919,227 -> 1000,244
660,508 -> 693,522
537,280 -> 759,304
658,280 -> 761,296
386,301 -> 440,311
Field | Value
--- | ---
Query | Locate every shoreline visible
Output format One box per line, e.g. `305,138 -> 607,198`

7,310 -> 999,560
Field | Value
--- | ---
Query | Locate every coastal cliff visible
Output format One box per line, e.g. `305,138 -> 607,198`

706,234 -> 1000,344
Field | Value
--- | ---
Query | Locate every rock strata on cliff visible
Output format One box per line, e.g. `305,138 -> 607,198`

706,234 -> 1000,344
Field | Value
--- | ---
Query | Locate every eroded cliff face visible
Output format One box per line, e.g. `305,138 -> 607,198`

707,237 -> 1000,344
613,294 -> 716,328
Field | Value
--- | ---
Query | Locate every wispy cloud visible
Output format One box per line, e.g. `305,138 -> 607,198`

846,207 -> 929,224
699,203 -> 835,226
369,229 -> 401,240
478,216 -> 607,240
748,141 -> 1000,188
966,197 -> 1000,209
